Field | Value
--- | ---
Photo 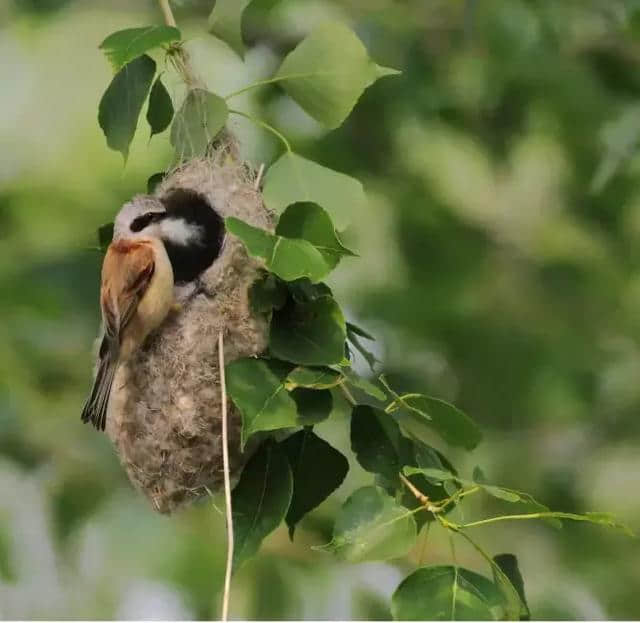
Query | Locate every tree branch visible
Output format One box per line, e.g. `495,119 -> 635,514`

157,0 -> 201,88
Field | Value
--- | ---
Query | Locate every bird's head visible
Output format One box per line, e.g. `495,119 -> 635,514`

114,196 -> 168,241
114,190 -> 225,285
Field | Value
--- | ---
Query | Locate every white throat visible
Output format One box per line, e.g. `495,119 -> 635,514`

160,218 -> 203,246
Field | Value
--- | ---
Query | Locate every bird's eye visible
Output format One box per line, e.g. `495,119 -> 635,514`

131,212 -> 163,233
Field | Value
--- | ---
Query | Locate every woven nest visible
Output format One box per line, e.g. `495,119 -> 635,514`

105,149 -> 271,514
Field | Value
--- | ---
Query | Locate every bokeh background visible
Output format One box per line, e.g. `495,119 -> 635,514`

2,0 -> 640,619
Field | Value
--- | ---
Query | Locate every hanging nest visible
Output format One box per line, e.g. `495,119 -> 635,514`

105,146 -> 272,514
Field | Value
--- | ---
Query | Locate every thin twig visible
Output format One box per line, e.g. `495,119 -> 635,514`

339,383 -> 357,406
218,331 -> 233,622
254,163 -> 265,190
157,0 -> 177,27
399,473 -> 432,508
157,0 -> 201,88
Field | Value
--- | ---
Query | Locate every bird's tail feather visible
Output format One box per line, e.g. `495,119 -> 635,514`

81,355 -> 117,431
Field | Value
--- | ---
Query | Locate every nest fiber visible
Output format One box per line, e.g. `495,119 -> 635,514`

105,153 -> 271,514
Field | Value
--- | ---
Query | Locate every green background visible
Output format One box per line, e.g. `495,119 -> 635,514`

1,0 -> 639,618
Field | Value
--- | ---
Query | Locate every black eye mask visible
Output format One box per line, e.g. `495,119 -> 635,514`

130,211 -> 165,233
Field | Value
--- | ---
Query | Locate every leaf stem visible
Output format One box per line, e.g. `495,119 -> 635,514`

459,510 -> 628,530
448,532 -> 459,619
436,486 -> 480,513
460,513 -> 546,528
445,524 -> 527,618
225,76 -> 289,100
384,393 -> 424,413
340,383 -> 357,406
314,503 -> 428,554
228,108 -> 292,153
224,72 -> 337,100
379,376 -> 432,421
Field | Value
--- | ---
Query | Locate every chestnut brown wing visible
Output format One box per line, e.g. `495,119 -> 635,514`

100,240 -> 155,342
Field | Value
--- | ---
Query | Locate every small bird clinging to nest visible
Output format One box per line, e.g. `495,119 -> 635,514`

81,197 -> 175,431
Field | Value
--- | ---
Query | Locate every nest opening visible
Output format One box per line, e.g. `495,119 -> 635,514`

160,188 -> 226,285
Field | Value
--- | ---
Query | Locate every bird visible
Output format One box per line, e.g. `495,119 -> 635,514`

81,197 -> 175,431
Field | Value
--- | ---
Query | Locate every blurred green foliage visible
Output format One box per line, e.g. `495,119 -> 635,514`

1,0 -> 640,619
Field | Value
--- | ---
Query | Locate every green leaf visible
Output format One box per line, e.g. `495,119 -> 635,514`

170,88 -> 229,159
346,322 -> 378,371
482,485 -> 521,503
391,565 -> 506,621
406,445 -> 461,523
228,202 -> 355,284
225,358 -> 297,447
208,0 -> 251,58
403,466 -> 456,483
270,295 -> 347,366
274,22 -> 399,129
99,26 -> 181,71
322,486 -> 416,562
281,429 -> 349,538
351,405 -> 412,485
369,442 -> 456,528
287,278 -> 332,303
345,321 -> 375,340
341,368 -> 386,402
580,512 -> 635,536
510,492 -> 559,529
393,395 -> 482,451
276,202 -> 356,269
493,554 -> 530,620
97,223 -> 114,251
147,171 -> 166,193
263,151 -> 366,231
285,366 -> 342,390
226,218 -> 273,258
290,388 -> 333,425
472,465 -> 487,483
398,471 -> 452,531
232,440 -> 292,570
225,217 -> 330,283
146,76 -> 174,138
472,469 -> 553,517
405,466 -> 522,503
249,273 -> 288,313
413,443 -> 458,475
98,54 -> 156,160
265,237 -> 330,282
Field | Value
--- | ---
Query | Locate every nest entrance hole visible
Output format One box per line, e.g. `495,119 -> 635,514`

160,188 -> 226,285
